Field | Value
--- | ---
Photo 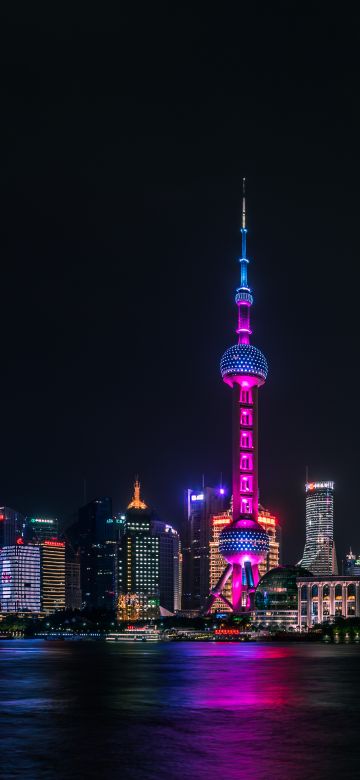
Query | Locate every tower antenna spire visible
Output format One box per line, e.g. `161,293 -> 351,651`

241,177 -> 247,258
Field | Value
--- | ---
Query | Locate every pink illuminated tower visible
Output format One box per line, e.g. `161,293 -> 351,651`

206,181 -> 269,612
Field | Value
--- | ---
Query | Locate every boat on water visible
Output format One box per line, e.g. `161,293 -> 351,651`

106,625 -> 161,642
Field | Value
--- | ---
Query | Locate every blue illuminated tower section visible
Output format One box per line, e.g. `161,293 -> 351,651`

207,180 -> 269,613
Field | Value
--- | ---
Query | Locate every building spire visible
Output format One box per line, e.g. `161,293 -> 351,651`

127,477 -> 148,510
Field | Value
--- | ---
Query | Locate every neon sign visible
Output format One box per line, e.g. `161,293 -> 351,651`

191,493 -> 204,502
31,518 -> 54,524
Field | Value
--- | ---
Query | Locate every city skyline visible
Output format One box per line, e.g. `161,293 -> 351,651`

2,9 -> 360,568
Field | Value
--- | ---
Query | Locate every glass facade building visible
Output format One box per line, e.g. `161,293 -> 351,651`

301,482 -> 338,575
0,544 -> 41,613
253,565 -> 311,630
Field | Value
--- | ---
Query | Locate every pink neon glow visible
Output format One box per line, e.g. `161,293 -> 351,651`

240,475 -> 253,493
240,431 -> 253,448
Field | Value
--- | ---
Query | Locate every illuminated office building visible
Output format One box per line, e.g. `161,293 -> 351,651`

40,540 -> 66,614
118,481 -> 181,618
209,511 -> 232,613
0,544 -> 41,613
182,487 -> 225,611
301,482 -> 338,575
119,482 -> 159,619
0,507 -> 25,547
258,505 -> 280,577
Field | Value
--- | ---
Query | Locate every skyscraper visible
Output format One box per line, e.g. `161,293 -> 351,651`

152,519 -> 181,613
207,181 -> 269,612
301,481 -> 338,575
0,544 -> 41,613
40,540 -> 66,614
118,481 -> 181,618
182,487 -> 225,611
118,482 -> 159,619
66,496 -> 117,610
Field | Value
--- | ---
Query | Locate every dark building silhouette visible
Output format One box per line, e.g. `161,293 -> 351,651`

66,497 -> 117,610
23,516 -> 59,543
182,487 -> 225,611
0,507 -> 25,547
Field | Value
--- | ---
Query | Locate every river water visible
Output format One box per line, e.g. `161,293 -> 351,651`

1,640 -> 360,779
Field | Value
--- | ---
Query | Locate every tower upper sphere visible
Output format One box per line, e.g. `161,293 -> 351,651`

220,343 -> 268,386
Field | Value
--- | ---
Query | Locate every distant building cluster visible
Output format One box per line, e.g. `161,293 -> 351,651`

0,482 -> 181,620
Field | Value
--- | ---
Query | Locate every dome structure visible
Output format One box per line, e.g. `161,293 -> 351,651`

255,565 -> 312,612
220,343 -> 268,385
219,518 -> 269,566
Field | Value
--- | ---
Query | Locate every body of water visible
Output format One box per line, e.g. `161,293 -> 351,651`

1,639 -> 360,779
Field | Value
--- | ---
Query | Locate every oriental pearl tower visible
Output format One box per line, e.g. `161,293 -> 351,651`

206,180 -> 269,613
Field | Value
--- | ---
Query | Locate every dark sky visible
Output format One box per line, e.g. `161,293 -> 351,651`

1,7 -> 360,564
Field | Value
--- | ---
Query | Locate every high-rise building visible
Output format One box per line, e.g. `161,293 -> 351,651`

0,544 -> 41,613
152,519 -> 181,613
301,482 -> 338,575
209,511 -> 232,613
40,540 -> 66,614
258,505 -> 281,577
118,482 -> 159,619
0,507 -> 25,547
118,481 -> 181,618
23,516 -> 59,543
182,487 -> 225,611
66,497 -> 117,610
207,180 -> 269,612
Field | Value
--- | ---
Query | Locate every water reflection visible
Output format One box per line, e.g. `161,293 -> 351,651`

1,640 -> 360,779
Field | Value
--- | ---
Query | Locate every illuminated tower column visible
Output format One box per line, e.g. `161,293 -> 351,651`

206,180 -> 269,613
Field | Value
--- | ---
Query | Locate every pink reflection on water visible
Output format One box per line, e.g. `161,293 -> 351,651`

184,643 -> 304,711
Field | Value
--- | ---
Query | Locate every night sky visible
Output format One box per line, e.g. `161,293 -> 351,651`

1,7 -> 360,565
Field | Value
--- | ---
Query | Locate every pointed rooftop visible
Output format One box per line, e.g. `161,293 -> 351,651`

127,479 -> 148,510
